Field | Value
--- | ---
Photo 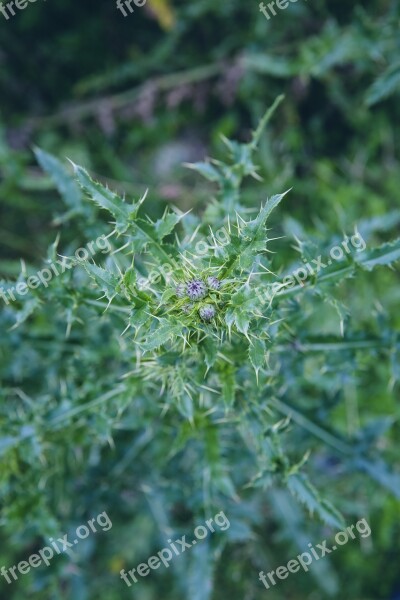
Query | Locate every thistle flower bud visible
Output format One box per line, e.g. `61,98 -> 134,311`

199,304 -> 216,321
186,279 -> 207,301
207,276 -> 221,290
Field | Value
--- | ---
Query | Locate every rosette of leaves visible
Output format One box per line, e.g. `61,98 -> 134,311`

29,98 -> 400,526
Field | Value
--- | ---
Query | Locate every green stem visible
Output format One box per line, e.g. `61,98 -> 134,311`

26,63 -> 224,129
48,385 -> 127,426
250,95 -> 285,149
85,299 -> 130,313
271,397 -> 353,456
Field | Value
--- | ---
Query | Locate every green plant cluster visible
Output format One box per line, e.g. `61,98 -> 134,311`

0,101 -> 399,600
1,1 -> 400,599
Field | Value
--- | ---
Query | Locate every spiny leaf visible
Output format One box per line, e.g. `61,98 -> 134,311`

356,238 -> 400,270
229,285 -> 259,334
203,338 -> 218,371
136,220 -> 180,266
243,191 -> 290,236
141,318 -> 182,352
234,311 -> 250,336
83,263 -> 119,301
221,192 -> 288,277
249,338 -> 266,376
9,297 -> 41,329
153,209 -> 184,239
129,306 -> 151,333
274,238 -> 400,304
287,473 -> 345,529
72,164 -> 179,267
72,163 -> 140,233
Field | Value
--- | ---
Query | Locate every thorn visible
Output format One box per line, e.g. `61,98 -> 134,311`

137,189 -> 148,208
111,241 -> 130,255
66,157 -> 78,170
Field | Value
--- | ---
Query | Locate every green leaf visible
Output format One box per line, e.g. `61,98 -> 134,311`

287,473 -> 345,529
249,338 -> 266,375
0,436 -> 18,457
221,365 -> 236,407
366,61 -> 400,106
249,95 -> 285,149
243,191 -> 289,235
242,54 -> 294,78
221,191 -> 289,277
203,338 -> 218,371
177,393 -> 194,421
356,238 -> 400,270
275,239 -> 400,304
10,297 -> 41,329
234,311 -> 250,336
188,541 -> 214,600
270,489 -> 339,595
72,163 -> 140,233
184,161 -> 221,182
34,148 -> 82,210
228,285 -> 258,334
141,318 -> 182,352
83,263 -> 119,301
129,306 -> 151,333
121,263 -> 136,291
354,458 -> 400,499
154,209 -> 184,239
135,220 -> 180,265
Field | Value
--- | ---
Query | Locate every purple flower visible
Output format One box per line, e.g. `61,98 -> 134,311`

176,283 -> 186,298
186,279 -> 207,301
199,304 -> 216,321
207,276 -> 221,290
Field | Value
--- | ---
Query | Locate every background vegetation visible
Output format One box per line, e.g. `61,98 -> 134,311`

0,0 -> 399,599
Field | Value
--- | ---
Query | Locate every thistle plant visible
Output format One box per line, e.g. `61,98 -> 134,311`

1,98 -> 399,598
